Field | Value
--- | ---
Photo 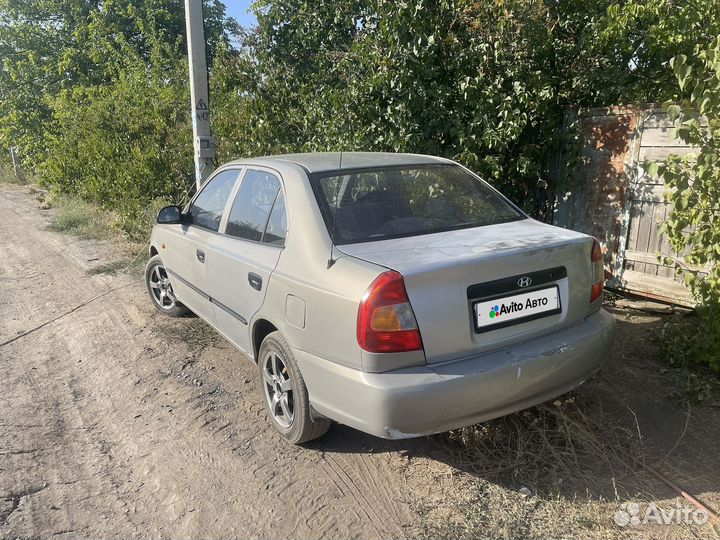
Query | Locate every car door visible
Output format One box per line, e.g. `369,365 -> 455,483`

205,168 -> 287,355
162,168 -> 240,322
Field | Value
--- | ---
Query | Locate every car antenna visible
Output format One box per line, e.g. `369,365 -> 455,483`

327,150 -> 343,269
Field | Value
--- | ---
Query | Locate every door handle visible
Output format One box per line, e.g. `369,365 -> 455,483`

196,249 -> 205,263
248,272 -> 262,291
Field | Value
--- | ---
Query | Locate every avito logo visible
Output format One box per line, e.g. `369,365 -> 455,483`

488,297 -> 549,319
489,300 -> 524,318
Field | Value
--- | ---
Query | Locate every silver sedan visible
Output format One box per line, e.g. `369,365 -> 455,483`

146,152 -> 615,443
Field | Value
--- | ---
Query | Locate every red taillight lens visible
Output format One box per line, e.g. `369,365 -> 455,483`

357,271 -> 423,353
590,238 -> 604,303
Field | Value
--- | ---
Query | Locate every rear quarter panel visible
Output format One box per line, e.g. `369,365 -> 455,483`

249,163 -> 382,371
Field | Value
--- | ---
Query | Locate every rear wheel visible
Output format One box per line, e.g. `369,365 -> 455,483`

145,254 -> 188,317
258,331 -> 331,444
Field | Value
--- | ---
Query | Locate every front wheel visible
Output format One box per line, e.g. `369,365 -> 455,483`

258,331 -> 331,444
145,254 -> 188,317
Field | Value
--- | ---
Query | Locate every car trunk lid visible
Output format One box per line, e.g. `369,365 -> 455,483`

340,218 -> 595,363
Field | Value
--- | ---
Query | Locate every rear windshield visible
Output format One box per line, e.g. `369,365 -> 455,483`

310,164 -> 525,244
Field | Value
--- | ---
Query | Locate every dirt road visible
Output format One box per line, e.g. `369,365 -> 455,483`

0,186 -> 441,539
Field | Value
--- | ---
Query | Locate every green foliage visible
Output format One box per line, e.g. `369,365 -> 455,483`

2,0 -> 720,234
216,0 -> 618,218
598,0 -> 720,103
212,0 -> 719,219
48,195 -> 115,239
0,0 -> 234,236
0,162 -> 21,185
41,54 -> 194,236
655,316 -> 718,402
651,35 -> 720,372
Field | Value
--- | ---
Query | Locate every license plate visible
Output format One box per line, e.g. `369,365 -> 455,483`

474,285 -> 561,332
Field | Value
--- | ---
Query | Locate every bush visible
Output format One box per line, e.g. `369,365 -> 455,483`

651,36 -> 720,372
0,0 -> 233,235
48,195 -> 115,240
40,54 -> 194,238
2,0 -> 720,237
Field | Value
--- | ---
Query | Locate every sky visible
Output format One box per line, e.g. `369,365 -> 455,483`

224,1 -> 257,28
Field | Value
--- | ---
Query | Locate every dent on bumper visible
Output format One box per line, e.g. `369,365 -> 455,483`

295,309 -> 616,439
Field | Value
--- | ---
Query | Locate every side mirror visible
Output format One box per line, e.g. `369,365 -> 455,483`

157,205 -> 183,224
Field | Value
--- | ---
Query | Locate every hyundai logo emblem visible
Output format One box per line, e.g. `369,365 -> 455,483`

517,276 -> 532,288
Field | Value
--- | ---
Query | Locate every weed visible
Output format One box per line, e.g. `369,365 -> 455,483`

48,195 -> 115,240
416,394 -> 663,539
0,163 -> 26,185
654,316 -> 720,404
417,478 -> 617,540
116,198 -> 172,241
87,254 -> 148,276
432,394 -> 642,495
154,316 -> 221,353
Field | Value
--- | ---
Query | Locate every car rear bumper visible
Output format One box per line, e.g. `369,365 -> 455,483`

294,309 -> 616,439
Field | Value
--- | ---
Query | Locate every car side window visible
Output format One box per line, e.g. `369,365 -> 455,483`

225,170 -> 283,243
263,190 -> 287,246
187,170 -> 239,231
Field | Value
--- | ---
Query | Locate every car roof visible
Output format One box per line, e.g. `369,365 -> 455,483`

225,152 -> 453,174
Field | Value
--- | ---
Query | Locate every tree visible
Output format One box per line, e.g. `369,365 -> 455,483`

651,36 -> 720,371
0,0 -> 98,163
0,0 -> 232,167
0,0 -> 235,235
3,0 -> 720,239
597,0 -> 720,103
215,0 -> 719,218
214,0 -> 614,217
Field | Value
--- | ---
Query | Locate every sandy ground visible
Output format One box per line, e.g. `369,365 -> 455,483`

1,184 -> 718,539
0,185 -> 430,539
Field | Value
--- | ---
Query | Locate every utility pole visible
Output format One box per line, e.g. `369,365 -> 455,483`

10,147 -> 25,183
184,0 -> 215,191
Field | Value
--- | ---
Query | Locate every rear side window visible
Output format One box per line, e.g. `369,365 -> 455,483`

226,170 -> 285,245
187,170 -> 239,231
312,164 -> 524,244
263,191 -> 287,246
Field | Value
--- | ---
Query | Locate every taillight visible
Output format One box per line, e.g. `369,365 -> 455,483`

590,238 -> 603,303
357,271 -> 424,353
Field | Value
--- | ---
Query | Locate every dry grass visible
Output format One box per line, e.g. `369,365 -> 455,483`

42,192 -> 151,276
86,255 -> 149,276
416,476 -> 620,539
435,394 -> 642,495
154,316 -> 222,353
47,194 -> 116,240
0,163 -> 27,185
413,390 -> 719,540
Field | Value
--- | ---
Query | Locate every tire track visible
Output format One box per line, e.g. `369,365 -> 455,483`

354,452 -> 407,524
320,454 -> 391,538
1,185 -> 428,539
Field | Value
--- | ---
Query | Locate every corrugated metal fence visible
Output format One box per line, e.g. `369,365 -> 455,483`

554,105 -> 697,307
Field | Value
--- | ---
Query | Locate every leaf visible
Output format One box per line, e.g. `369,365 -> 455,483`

666,104 -> 682,121
646,160 -> 659,177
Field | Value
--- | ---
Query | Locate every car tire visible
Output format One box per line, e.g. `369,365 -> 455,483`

258,331 -> 331,444
145,254 -> 189,317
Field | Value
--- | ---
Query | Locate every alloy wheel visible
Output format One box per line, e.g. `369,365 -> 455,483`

148,264 -> 176,310
262,351 -> 294,428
